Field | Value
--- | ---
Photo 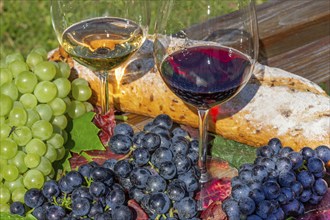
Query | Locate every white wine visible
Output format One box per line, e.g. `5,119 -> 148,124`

61,17 -> 145,71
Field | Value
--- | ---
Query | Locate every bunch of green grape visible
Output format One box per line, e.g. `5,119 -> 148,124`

0,48 -> 93,213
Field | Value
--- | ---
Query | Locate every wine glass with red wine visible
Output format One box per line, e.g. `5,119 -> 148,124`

153,0 -> 259,208
51,0 -> 150,114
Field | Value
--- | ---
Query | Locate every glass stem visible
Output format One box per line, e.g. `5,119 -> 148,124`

97,72 -> 109,114
198,109 -> 211,183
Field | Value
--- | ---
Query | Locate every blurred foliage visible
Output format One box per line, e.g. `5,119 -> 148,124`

0,0 -> 267,61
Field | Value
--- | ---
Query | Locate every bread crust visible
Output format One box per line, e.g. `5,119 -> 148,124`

49,46 -> 330,151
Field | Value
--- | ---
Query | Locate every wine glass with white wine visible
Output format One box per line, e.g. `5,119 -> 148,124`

51,0 -> 150,114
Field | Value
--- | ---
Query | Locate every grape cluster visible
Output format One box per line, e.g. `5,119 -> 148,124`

109,114 -> 201,219
222,138 -> 330,220
0,49 -> 93,213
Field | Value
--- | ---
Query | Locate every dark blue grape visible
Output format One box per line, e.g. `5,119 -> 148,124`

278,171 -> 296,187
118,176 -> 133,190
299,189 -> 312,202
130,167 -> 151,189
267,138 -> 282,154
132,147 -> 150,166
172,127 -> 189,138
249,188 -> 265,204
313,178 -> 328,196
297,170 -> 315,188
257,145 -> 274,157
109,134 -> 132,154
259,157 -> 276,172
150,125 -> 171,137
291,181 -> 303,197
71,187 -> 93,201
287,151 -> 303,170
275,157 -> 292,172
189,139 -> 199,152
300,147 -> 316,160
133,131 -> 145,148
24,188 -> 45,208
114,123 -> 134,137
269,207 -> 285,220
279,146 -> 293,157
129,187 -> 145,203
174,154 -> 191,175
174,196 -> 197,219
42,180 -> 60,199
106,188 -> 126,209
239,169 -> 253,184
89,181 -> 107,198
167,181 -> 186,201
102,158 -> 117,170
88,202 -> 103,218
94,211 -> 112,220
278,187 -> 294,205
112,205 -> 133,220
281,199 -> 301,217
315,145 -> 330,163
159,161 -> 177,180
90,166 -> 115,186
10,201 -> 25,216
231,184 -> 251,200
141,132 -> 161,152
149,192 -> 171,214
58,176 -> 74,193
262,181 -> 280,200
114,159 -> 132,178
187,150 -> 199,165
231,176 -> 242,188
309,192 -> 323,205
255,200 -> 274,219
178,171 -> 199,192
150,147 -> 173,168
78,163 -> 93,178
153,114 -> 173,130
239,163 -> 254,172
46,205 -> 66,220
252,165 -> 268,183
222,198 -> 240,220
171,138 -> 189,156
66,170 -> 84,188
307,157 -> 325,173
146,175 -> 167,193
32,206 -> 46,220
238,197 -> 255,215
248,181 -> 262,191
246,215 -> 262,220
158,133 -> 172,148
72,197 -> 91,217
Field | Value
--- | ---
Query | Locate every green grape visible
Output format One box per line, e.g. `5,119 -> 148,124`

24,153 -> 41,168
84,101 -> 94,112
11,126 -> 32,146
62,129 -> 68,144
5,52 -> 24,64
26,51 -> 44,70
23,169 -> 44,189
44,143 -> 57,163
34,81 -> 58,103
25,138 -> 47,156
35,157 -> 52,176
35,103 -> 53,121
4,175 -> 24,192
11,187 -> 27,203
48,167 -> 55,179
48,97 -> 66,116
58,62 -> 71,79
0,185 -> 11,204
56,147 -> 66,161
34,61 -> 56,81
1,81 -> 19,101
31,120 -> 53,140
46,133 -> 64,149
72,84 -> 92,101
13,101 -> 24,108
53,77 -> 71,98
8,151 -> 28,174
62,96 -> 71,110
0,94 -> 13,117
8,106 -> 27,126
51,114 -> 68,130
19,93 -> 38,109
15,71 -> 38,94
8,60 -> 29,78
31,47 -> 48,59
72,78 -> 89,87
0,116 -> 5,124
67,100 -> 86,119
0,68 -> 13,86
26,109 -> 41,127
2,164 -> 19,181
0,123 -> 11,139
0,138 -> 18,160
0,203 -> 10,213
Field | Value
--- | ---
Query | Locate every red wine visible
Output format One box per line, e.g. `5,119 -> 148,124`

160,45 -> 252,109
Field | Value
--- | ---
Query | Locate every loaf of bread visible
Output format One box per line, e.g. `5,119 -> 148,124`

49,42 -> 330,151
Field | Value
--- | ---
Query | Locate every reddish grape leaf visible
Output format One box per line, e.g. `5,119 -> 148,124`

200,201 -> 227,220
66,111 -> 105,154
128,199 -> 148,220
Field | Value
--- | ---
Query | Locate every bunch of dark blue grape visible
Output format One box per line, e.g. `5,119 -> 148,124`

12,162 -> 135,219
109,114 -> 201,219
222,138 -> 330,220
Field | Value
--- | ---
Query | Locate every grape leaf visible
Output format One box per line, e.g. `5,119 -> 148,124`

211,135 -> 257,169
0,213 -> 36,220
65,112 -> 105,154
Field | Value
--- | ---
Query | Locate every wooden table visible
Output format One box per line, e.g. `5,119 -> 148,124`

127,0 -> 330,126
